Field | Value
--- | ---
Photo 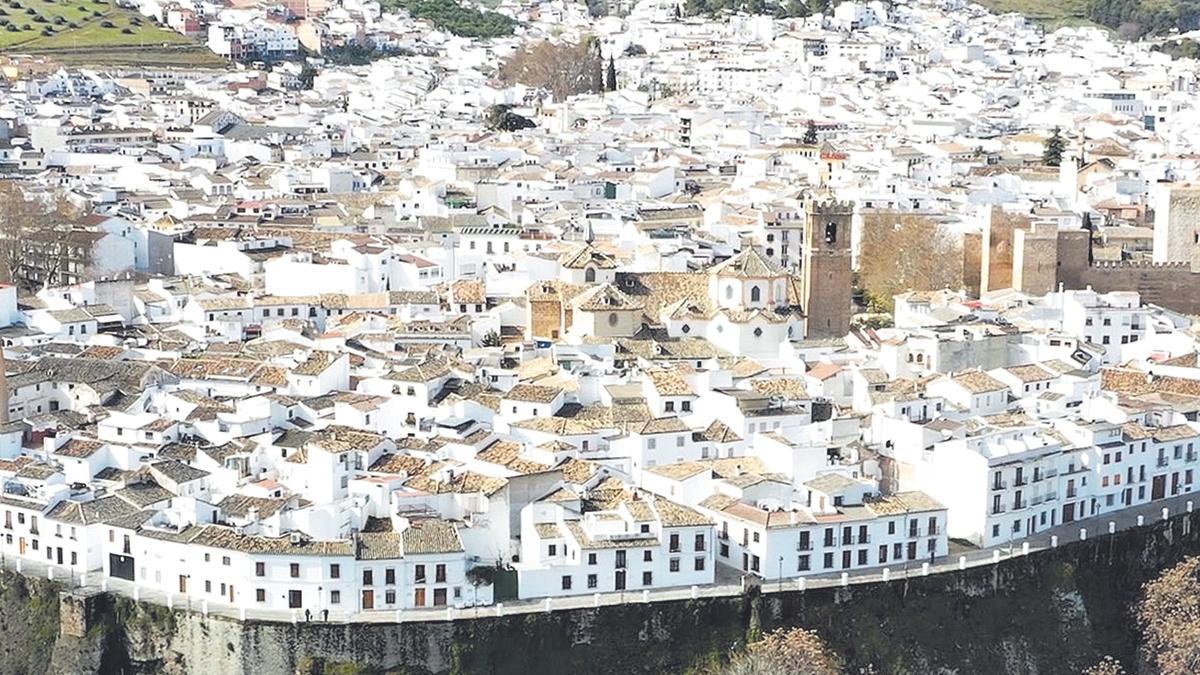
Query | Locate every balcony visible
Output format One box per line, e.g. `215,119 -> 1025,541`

1014,477 -> 1028,487
991,505 -> 1005,515
1158,457 -> 1169,468
1044,468 -> 1059,479
908,528 -> 923,538
797,541 -> 812,552
1066,489 -> 1077,499
1013,500 -> 1028,510
1044,491 -> 1058,501
991,480 -> 1008,491
718,531 -> 729,541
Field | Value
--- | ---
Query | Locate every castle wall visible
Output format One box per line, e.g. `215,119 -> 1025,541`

1076,261 -> 1200,314
1012,224 -> 1058,296
1055,230 -> 1090,291
1153,183 -> 1200,265
962,232 -> 982,298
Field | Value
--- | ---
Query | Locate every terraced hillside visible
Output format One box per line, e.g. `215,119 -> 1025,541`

0,0 -> 224,67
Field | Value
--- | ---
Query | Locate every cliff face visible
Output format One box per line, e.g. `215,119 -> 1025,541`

7,512 -> 1199,675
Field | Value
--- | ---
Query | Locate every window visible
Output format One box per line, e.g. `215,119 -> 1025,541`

331,590 -> 341,605
823,552 -> 834,569
330,564 -> 340,579
435,564 -> 446,583
669,558 -> 680,572
548,544 -> 558,556
587,574 -> 598,589
562,575 -> 572,590
415,565 -> 426,583
256,589 -> 266,603
385,590 -> 396,605
643,550 -> 653,562
222,556 -> 231,566
255,562 -> 265,577
750,286 -> 761,303
385,568 -> 396,585
588,553 -> 597,565
669,533 -> 680,552
642,571 -> 653,586
363,569 -> 374,586
695,556 -> 705,571
694,533 -> 705,551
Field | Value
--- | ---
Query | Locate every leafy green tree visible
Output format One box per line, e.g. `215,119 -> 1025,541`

605,56 -> 617,91
803,119 -> 818,144
298,63 -> 317,90
480,330 -> 504,347
1043,127 -> 1065,167
384,0 -> 515,38
783,0 -> 809,16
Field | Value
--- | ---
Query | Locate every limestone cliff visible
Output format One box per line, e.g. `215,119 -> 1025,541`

4,512 -> 1197,674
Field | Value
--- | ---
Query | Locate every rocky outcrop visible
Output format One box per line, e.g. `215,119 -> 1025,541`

4,511 -> 1199,674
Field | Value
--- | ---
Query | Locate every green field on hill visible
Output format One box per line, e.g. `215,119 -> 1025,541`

0,0 -> 224,66
975,0 -> 1096,28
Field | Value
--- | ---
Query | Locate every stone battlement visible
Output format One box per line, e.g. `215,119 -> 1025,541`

807,199 -> 854,215
1089,260 -> 1192,270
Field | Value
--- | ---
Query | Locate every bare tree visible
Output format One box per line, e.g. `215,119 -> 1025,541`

498,36 -> 604,101
1139,557 -> 1200,675
720,627 -> 843,675
858,212 -> 963,312
0,182 -> 89,290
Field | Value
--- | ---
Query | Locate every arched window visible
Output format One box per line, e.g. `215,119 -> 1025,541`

750,286 -> 761,303
585,267 -> 596,283
725,284 -> 734,299
825,221 -> 838,244
607,313 -> 619,327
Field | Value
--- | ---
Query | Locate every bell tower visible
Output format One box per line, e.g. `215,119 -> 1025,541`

800,198 -> 854,338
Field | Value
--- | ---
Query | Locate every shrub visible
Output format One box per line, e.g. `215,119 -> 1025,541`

119,25 -> 131,32
99,18 -> 112,26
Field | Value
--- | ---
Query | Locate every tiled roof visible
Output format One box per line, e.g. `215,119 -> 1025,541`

401,518 -> 464,555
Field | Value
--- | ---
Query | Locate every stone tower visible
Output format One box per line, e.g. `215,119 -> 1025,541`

801,198 -> 854,338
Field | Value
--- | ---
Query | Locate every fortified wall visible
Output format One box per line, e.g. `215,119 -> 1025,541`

973,209 -> 1200,315
3,508 -> 1198,675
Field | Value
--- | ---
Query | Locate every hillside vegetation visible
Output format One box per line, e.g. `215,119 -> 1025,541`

979,0 -> 1200,36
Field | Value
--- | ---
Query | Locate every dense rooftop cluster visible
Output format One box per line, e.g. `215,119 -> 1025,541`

0,0 -> 1197,618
